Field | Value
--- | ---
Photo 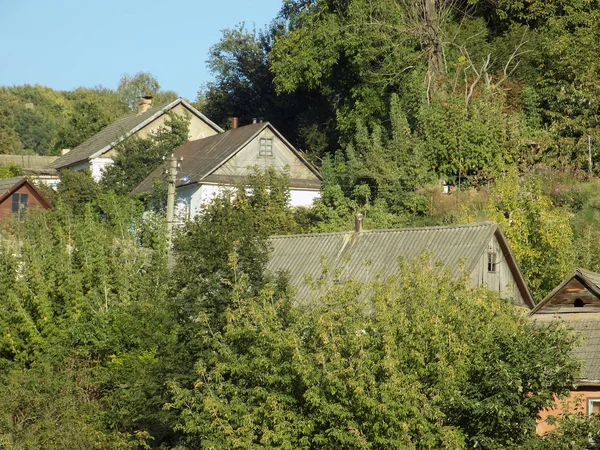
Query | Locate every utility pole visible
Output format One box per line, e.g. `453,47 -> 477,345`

165,154 -> 179,244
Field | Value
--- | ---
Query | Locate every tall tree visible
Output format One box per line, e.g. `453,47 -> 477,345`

199,23 -> 336,157
117,72 -> 161,109
100,111 -> 190,195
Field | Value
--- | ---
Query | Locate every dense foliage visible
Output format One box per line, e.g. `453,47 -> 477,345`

0,177 -> 598,448
0,73 -> 178,156
3,0 -> 600,446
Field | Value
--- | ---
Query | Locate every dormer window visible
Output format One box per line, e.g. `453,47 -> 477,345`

487,252 -> 497,273
259,138 -> 273,157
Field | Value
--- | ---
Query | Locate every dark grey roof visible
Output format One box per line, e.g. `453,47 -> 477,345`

0,176 -> 25,194
267,222 -> 533,307
532,313 -> 600,383
0,155 -> 58,175
50,98 -> 223,170
131,122 -> 320,195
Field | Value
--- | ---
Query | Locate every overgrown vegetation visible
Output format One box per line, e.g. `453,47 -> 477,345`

1,176 -> 598,448
3,0 -> 600,446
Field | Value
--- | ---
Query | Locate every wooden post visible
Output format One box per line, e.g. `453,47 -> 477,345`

588,134 -> 593,175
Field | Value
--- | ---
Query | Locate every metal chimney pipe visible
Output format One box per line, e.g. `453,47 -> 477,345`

355,213 -> 363,232
252,117 -> 257,124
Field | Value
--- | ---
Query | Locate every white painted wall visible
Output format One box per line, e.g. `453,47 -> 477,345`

175,183 -> 320,221
290,189 -> 320,207
72,158 -> 114,181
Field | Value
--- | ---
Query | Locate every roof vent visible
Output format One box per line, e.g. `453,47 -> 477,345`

252,117 -> 257,124
574,298 -> 584,308
61,148 -> 70,155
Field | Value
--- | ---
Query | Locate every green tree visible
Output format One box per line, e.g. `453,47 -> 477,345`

199,22 -> 336,157
100,111 -> 190,195
117,72 -> 161,109
0,164 -> 23,179
168,254 -> 585,448
481,169 -> 575,299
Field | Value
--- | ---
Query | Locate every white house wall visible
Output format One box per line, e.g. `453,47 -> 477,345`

72,158 -> 114,182
176,183 -> 320,220
290,189 -> 320,207
469,235 -> 525,306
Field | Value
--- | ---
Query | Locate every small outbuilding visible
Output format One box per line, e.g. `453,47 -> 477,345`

0,176 -> 52,222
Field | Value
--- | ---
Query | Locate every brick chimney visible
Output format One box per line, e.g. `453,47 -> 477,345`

232,117 -> 239,129
139,95 -> 153,113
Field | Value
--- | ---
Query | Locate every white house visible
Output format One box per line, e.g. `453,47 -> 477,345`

48,97 -> 223,180
131,121 -> 322,217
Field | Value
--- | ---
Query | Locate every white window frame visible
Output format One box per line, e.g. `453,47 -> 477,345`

588,398 -> 600,416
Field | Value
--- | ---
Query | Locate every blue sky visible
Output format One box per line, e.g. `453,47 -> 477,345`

0,0 -> 282,100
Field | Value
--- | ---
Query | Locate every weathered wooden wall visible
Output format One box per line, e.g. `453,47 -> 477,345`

0,184 -> 50,222
470,235 -> 525,306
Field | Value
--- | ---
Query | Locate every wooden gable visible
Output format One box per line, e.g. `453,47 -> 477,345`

531,271 -> 600,314
469,234 -> 527,307
0,177 -> 52,222
213,126 -> 320,181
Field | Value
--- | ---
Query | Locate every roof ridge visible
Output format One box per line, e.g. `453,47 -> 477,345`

269,221 -> 497,240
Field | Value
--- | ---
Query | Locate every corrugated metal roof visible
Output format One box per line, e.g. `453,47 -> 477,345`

579,268 -> 600,291
533,313 -> 600,383
50,98 -> 222,170
267,222 -> 499,306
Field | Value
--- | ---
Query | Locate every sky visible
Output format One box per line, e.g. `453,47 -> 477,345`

0,0 -> 282,100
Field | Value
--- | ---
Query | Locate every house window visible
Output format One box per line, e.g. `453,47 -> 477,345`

588,398 -> 600,416
487,252 -> 497,273
11,193 -> 28,221
259,138 -> 273,157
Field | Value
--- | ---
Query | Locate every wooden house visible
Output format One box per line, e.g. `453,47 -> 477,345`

131,121 -> 322,215
0,176 -> 52,222
267,220 -> 534,308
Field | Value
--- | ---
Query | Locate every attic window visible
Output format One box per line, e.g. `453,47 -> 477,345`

259,138 -> 273,157
487,252 -> 497,273
574,298 -> 585,308
11,193 -> 28,221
